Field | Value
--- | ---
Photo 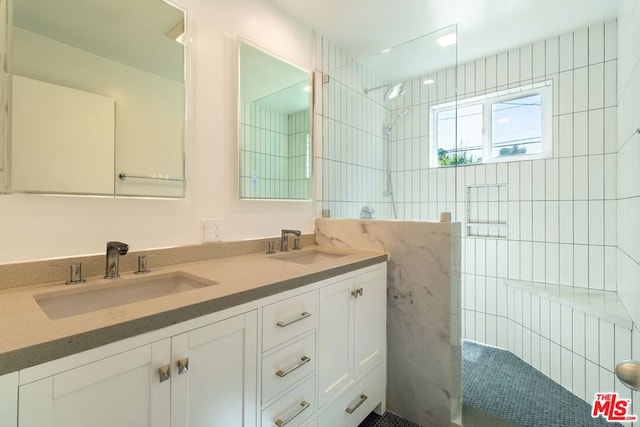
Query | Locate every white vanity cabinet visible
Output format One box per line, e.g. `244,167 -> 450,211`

170,312 -> 258,427
19,340 -> 172,427
0,372 -> 18,426
318,267 -> 386,409
261,291 -> 318,427
7,261 -> 387,427
17,311 -> 258,427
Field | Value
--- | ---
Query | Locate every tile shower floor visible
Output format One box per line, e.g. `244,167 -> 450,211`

358,407 -> 517,427
363,340 -> 622,427
358,411 -> 419,427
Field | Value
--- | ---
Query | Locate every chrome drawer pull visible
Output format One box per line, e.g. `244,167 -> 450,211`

345,393 -> 368,414
276,356 -> 311,377
275,400 -> 310,426
276,311 -> 311,328
158,364 -> 171,383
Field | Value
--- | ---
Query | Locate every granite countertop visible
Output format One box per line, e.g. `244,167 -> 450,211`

0,246 -> 387,375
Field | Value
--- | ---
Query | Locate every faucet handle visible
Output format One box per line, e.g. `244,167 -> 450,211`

135,254 -> 156,274
266,241 -> 276,254
51,262 -> 86,285
67,263 -> 86,284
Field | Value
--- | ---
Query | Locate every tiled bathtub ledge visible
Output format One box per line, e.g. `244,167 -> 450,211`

505,279 -> 633,330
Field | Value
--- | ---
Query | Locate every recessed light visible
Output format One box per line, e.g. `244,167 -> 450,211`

303,86 -> 312,92
423,79 -> 435,85
380,48 -> 391,54
436,33 -> 457,48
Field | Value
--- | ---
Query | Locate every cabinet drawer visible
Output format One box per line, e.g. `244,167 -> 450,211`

262,375 -> 316,427
263,333 -> 316,404
318,362 -> 384,427
263,291 -> 317,351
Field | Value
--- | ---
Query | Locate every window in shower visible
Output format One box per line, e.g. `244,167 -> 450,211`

430,80 -> 553,167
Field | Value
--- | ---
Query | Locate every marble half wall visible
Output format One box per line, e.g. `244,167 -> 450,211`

315,218 -> 462,427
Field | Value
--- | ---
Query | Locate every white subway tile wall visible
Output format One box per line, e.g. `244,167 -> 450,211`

318,12 -> 640,412
288,110 -> 312,199
239,104 -> 311,199
458,21 -> 623,403
618,0 -> 640,416
316,38 -> 391,218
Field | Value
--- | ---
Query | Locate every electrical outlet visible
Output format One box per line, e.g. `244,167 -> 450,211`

201,218 -> 223,242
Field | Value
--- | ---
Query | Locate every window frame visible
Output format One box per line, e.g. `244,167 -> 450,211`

430,80 -> 553,168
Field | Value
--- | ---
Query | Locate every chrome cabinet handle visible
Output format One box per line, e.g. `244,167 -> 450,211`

177,358 -> 189,375
276,356 -> 311,377
275,400 -> 310,426
158,364 -> 171,383
345,394 -> 368,414
276,311 -> 311,328
351,288 -> 364,298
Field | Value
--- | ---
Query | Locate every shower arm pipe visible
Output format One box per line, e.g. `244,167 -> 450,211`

364,82 -> 405,101
363,84 -> 389,95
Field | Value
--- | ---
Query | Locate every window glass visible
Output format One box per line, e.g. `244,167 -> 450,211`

437,104 -> 483,166
430,81 -> 551,167
491,94 -> 542,158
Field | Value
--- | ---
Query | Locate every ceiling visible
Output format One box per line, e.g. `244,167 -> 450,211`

267,0 -> 620,67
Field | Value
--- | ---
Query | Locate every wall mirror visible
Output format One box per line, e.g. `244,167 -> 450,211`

7,0 -> 186,197
238,38 -> 312,200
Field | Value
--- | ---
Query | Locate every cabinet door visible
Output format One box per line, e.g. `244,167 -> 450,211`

171,311 -> 258,427
318,277 -> 356,407
0,372 -> 18,427
18,340 -> 171,427
353,268 -> 386,377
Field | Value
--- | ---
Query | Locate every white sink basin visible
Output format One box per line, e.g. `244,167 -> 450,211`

270,249 -> 347,265
35,272 -> 218,320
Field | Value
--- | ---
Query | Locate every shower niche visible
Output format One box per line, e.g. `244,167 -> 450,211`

237,38 -> 313,200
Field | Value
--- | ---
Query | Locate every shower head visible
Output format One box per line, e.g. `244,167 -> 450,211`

384,83 -> 405,101
363,82 -> 406,101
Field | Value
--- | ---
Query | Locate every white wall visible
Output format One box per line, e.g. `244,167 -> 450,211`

0,0 -> 315,264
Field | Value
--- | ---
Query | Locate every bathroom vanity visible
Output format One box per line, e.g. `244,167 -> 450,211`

0,247 -> 387,427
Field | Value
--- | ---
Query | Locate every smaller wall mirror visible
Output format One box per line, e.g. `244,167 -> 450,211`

238,38 -> 312,200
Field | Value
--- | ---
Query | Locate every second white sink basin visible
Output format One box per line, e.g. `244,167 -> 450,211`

35,272 -> 218,320
270,248 -> 347,265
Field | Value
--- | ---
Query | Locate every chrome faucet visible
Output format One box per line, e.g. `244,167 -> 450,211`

105,241 -> 129,279
280,229 -> 301,252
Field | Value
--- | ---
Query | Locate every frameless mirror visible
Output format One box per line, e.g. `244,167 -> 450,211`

238,38 -> 312,200
8,0 -> 186,197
